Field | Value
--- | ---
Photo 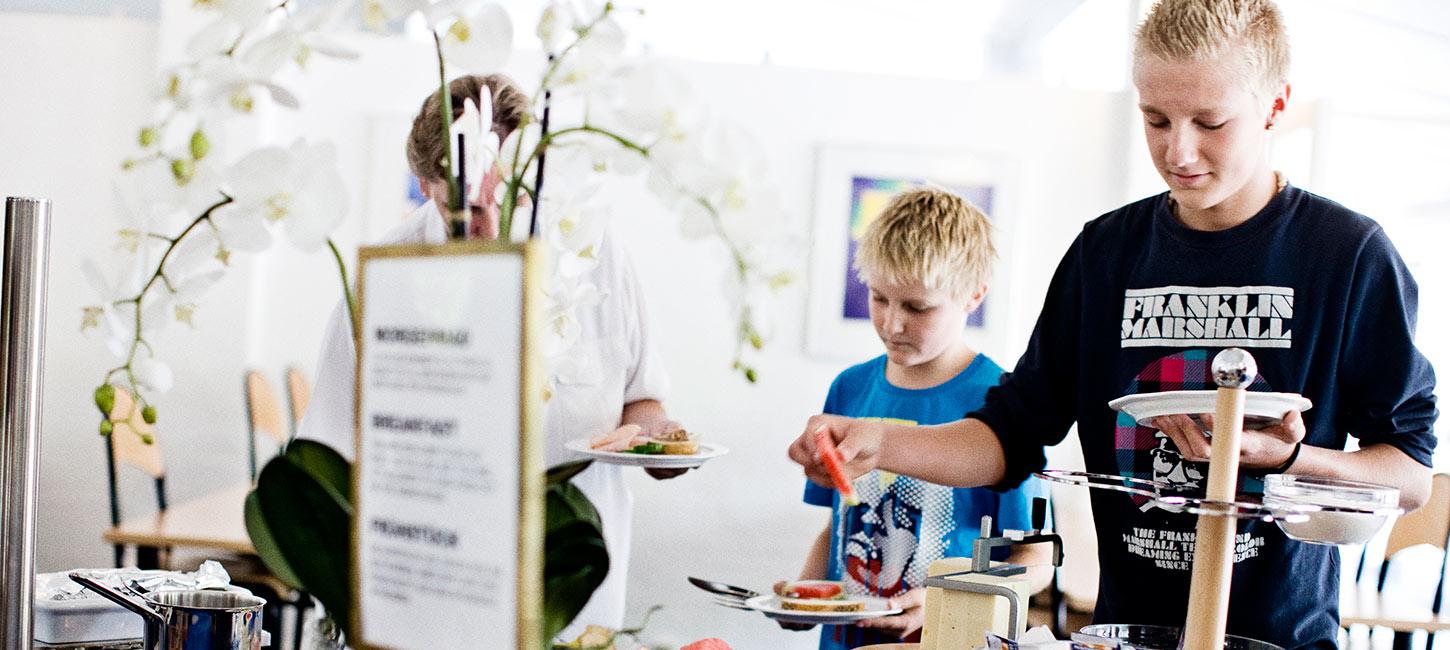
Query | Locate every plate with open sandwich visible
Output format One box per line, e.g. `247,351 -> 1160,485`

743,580 -> 901,625
567,424 -> 728,469
1109,390 -> 1312,429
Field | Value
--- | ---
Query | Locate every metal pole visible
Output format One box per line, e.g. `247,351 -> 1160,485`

1,196 -> 52,650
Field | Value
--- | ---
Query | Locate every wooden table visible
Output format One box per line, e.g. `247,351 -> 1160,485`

102,482 -> 255,568
1341,578 -> 1450,650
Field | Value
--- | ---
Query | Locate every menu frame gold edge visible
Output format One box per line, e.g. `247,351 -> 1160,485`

351,239 -> 545,649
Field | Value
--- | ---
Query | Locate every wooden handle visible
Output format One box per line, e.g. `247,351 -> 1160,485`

1182,384 -> 1247,650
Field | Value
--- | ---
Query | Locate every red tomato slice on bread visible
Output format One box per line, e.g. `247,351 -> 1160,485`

814,425 -> 860,506
774,579 -> 846,599
681,639 -> 732,650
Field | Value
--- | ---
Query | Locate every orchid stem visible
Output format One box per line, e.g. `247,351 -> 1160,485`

117,195 -> 232,394
431,31 -> 462,230
528,69 -> 554,238
692,195 -> 757,382
327,238 -> 359,342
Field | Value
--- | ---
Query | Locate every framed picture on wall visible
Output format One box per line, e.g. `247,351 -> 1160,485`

805,145 -> 1019,360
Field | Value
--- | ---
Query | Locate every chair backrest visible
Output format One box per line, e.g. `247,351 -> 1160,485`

1386,473 -> 1450,558
107,385 -> 164,480
285,366 -> 311,435
245,370 -> 288,479
1370,473 -> 1450,614
103,385 -> 167,567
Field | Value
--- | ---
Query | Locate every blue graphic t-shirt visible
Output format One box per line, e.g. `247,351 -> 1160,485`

803,353 -> 1046,650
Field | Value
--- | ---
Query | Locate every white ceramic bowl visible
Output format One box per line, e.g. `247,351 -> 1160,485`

1262,474 -> 1400,545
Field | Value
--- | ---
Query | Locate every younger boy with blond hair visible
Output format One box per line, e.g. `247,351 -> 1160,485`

792,188 -> 1050,649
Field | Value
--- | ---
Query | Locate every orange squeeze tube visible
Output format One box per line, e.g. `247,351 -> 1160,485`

814,425 -> 860,506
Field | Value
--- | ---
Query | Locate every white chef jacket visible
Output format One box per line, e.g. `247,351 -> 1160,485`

298,201 -> 670,638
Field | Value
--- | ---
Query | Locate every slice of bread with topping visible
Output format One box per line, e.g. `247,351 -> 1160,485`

652,428 -> 699,455
778,597 -> 865,612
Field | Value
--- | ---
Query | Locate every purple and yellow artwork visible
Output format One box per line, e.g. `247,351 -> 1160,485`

843,176 -> 994,326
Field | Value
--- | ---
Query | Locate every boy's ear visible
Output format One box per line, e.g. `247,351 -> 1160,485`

964,282 -> 989,312
1266,83 -> 1292,129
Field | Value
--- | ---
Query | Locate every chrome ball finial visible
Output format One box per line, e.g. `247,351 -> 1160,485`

1212,348 -> 1258,388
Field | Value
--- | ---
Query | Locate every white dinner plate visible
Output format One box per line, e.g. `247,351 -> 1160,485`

1109,390 -> 1312,428
565,438 -> 729,468
743,595 -> 902,625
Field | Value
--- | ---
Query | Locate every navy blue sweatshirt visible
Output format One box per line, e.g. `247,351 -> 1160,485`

970,185 -> 1437,649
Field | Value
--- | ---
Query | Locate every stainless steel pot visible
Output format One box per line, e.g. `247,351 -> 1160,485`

1075,624 -> 1283,650
69,572 -> 267,650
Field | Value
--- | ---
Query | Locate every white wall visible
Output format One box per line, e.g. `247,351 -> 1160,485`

0,12 -> 256,572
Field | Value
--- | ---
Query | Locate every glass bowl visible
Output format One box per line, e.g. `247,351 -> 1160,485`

1261,474 -> 1400,545
1075,624 -> 1283,650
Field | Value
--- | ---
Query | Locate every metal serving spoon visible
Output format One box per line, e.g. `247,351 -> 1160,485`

687,576 -> 760,599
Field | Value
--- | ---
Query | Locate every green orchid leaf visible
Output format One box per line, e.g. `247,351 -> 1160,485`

543,476 -> 609,642
244,444 -> 611,644
253,455 -> 353,634
281,438 -> 353,508
546,460 -> 593,486
242,490 -> 305,589
543,533 -> 609,641
546,481 -> 602,535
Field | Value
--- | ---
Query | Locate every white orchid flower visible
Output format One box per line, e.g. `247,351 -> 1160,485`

362,0 -> 431,31
185,0 -> 273,59
549,13 -> 625,95
114,159 -> 186,233
209,208 -> 272,252
499,120 -> 543,180
186,18 -> 244,60
218,139 -> 348,252
240,0 -> 359,76
646,137 -> 720,215
674,195 -> 717,242
539,195 -> 609,278
599,62 -> 699,142
545,275 -> 601,351
449,92 -> 500,206
544,273 -> 604,386
428,1 -> 513,74
116,157 -> 229,233
536,1 -> 579,53
717,187 -> 784,245
133,356 -> 175,394
81,256 -> 166,358
548,128 -> 647,177
165,226 -> 229,288
82,258 -> 140,304
191,56 -> 300,114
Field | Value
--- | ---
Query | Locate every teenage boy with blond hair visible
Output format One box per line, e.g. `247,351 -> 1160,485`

789,1 -> 1436,647
790,188 -> 1050,649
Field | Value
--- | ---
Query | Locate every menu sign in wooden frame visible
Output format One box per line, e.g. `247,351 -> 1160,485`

351,240 -> 544,649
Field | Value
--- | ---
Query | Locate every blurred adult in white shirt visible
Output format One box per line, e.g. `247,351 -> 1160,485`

299,74 -> 685,641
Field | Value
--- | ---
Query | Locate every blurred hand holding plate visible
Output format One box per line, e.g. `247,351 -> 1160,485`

1108,390 -> 1312,428
565,438 -> 728,469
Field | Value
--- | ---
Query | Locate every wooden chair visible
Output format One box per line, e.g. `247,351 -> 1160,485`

102,385 -> 292,646
103,385 -> 166,569
1342,473 -> 1450,650
245,370 -> 289,480
284,366 -> 311,436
